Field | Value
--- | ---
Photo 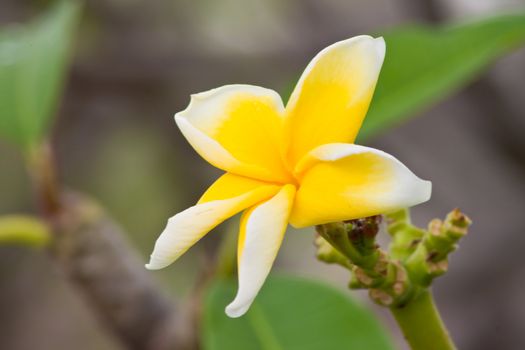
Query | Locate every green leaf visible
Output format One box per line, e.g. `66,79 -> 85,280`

358,13 -> 525,141
0,214 -> 51,247
202,275 -> 395,350
0,1 -> 81,151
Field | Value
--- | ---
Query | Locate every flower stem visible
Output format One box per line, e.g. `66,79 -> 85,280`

26,141 -> 61,217
390,290 -> 456,350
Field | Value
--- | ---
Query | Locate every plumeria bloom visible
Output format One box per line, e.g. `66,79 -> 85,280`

146,35 -> 431,318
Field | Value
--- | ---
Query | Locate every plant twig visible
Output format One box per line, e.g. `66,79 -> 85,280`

390,290 -> 456,350
26,142 -> 61,218
25,140 -> 192,350
51,192 -> 194,350
316,217 -> 414,307
315,209 -> 471,350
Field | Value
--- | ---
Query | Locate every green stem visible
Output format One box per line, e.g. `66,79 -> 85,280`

390,290 -> 456,350
0,215 -> 51,247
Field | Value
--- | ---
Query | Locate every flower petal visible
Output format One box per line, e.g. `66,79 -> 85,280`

284,36 -> 385,166
176,85 -> 292,183
198,172 -> 277,203
146,173 -> 280,270
290,143 -> 431,228
225,184 -> 295,318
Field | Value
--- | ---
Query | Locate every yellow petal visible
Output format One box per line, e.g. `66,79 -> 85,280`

146,173 -> 280,270
290,143 -> 431,228
284,36 -> 385,166
198,172 -> 277,203
225,184 -> 295,318
176,85 -> 292,183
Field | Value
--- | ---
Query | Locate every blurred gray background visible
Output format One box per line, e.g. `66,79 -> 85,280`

1,0 -> 524,349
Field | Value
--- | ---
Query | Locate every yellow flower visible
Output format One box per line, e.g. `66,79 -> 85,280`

146,35 -> 431,317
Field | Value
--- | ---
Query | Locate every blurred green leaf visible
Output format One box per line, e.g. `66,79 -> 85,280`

359,13 -> 525,141
202,275 -> 395,350
0,214 -> 51,247
0,1 -> 81,151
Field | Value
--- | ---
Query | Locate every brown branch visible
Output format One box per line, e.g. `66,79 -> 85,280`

26,142 -> 62,218
25,141 -> 194,349
49,192 -> 195,350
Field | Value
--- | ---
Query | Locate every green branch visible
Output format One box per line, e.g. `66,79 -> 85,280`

390,290 -> 456,350
316,217 -> 413,307
391,209 -> 472,287
0,215 -> 51,247
315,208 -> 471,350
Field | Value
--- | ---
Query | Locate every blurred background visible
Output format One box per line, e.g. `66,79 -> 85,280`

1,0 -> 524,349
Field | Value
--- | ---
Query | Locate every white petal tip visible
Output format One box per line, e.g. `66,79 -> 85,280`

421,180 -> 432,202
225,302 -> 250,318
373,36 -> 386,61
174,113 -> 185,124
144,256 -> 171,270
406,179 -> 432,208
374,36 -> 385,44
144,262 -> 162,271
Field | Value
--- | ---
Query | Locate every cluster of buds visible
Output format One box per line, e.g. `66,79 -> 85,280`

315,209 -> 471,307
402,209 -> 471,287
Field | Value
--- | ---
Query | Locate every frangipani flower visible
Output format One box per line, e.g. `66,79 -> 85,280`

146,35 -> 431,317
